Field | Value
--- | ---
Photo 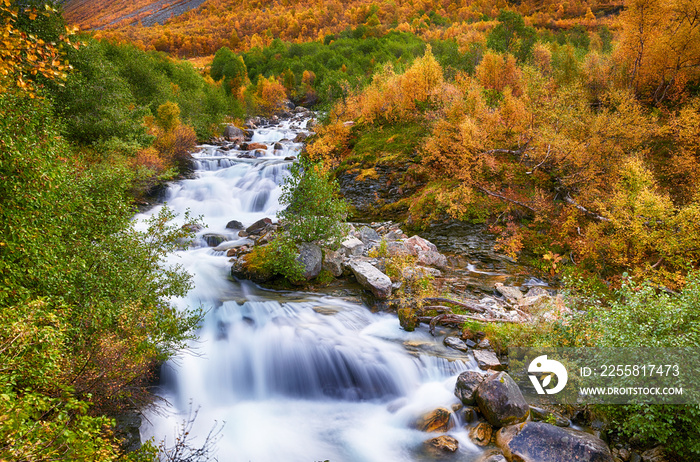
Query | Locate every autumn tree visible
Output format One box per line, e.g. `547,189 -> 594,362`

617,0 -> 700,103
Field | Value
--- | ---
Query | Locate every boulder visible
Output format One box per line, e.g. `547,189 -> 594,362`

424,435 -> 459,454
475,372 -> 529,427
223,125 -> 245,142
473,350 -> 505,371
496,422 -> 613,462
443,336 -> 468,352
273,142 -> 283,150
294,106 -> 309,113
340,236 -> 364,257
246,218 -> 272,235
241,142 -> 267,151
469,421 -> 494,447
322,249 -> 343,277
230,255 -> 271,283
357,226 -> 380,245
495,283 -> 523,301
348,260 -> 392,299
417,251 -> 449,269
225,220 -> 245,230
455,370 -> 487,405
182,223 -> 203,233
202,233 -> 227,247
296,243 -> 322,280
415,408 -> 454,433
403,235 -> 438,255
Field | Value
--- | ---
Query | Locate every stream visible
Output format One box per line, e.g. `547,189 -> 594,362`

136,116 -> 510,461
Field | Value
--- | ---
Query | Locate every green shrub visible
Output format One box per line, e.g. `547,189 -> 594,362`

278,158 -> 349,247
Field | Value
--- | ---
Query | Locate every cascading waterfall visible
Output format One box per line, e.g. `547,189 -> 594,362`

137,117 -> 484,461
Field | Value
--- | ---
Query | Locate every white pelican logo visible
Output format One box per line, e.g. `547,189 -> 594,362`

528,355 -> 568,395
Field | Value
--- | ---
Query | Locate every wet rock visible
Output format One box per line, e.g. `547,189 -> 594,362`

223,125 -> 245,142
213,238 -> 254,252
455,370 -> 487,405
463,406 -> 479,423
225,220 -> 245,230
465,339 -> 477,348
322,249 -> 343,277
424,435 -> 459,454
495,283 -> 523,301
444,336 -> 468,352
529,406 -> 571,427
477,450 -> 508,462
473,349 -> 505,371
341,236 -> 364,257
415,407 -> 454,433
296,243 -> 322,280
348,260 -> 392,299
246,218 -> 272,235
273,142 -> 283,150
294,106 -> 308,113
475,372 -> 529,427
496,422 -> 613,462
357,226 -> 380,245
182,223 -> 203,233
114,412 -> 142,452
284,155 -> 296,161
203,233 -> 227,247
469,421 -> 494,446
293,132 -> 309,142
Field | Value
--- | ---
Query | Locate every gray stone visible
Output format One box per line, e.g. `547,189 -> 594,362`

465,339 -> 477,348
473,349 -> 505,371
357,226 -> 380,245
444,336 -> 468,352
417,250 -> 449,269
225,220 -> 245,230
475,372 -> 529,427
223,125 -> 245,142
526,286 -> 550,297
455,370 -> 487,405
403,235 -> 438,254
322,249 -> 343,277
348,260 -> 392,299
341,236 -> 364,257
296,243 -> 322,280
496,422 -> 613,462
495,283 -> 523,301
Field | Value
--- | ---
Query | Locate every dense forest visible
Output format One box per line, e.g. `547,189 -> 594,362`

2,0 -> 700,459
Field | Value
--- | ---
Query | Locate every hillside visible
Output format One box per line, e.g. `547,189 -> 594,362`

62,0 -> 207,29
63,0 -> 623,57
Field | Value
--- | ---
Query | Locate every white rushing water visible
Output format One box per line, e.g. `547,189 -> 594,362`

137,117 -> 483,461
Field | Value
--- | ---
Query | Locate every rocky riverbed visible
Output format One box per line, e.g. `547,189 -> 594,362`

138,109 -> 668,462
